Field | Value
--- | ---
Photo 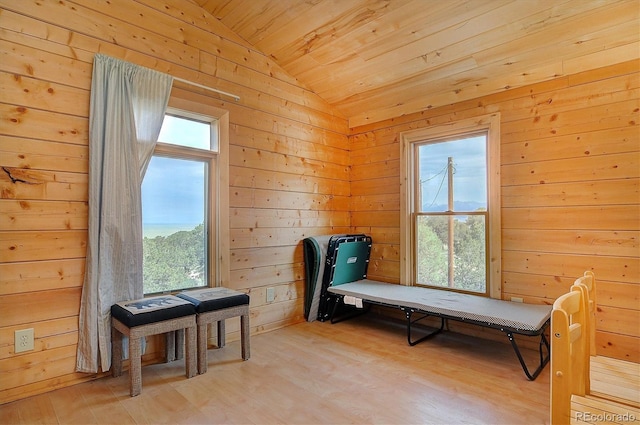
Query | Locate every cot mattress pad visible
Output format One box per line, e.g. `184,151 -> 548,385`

328,279 -> 551,333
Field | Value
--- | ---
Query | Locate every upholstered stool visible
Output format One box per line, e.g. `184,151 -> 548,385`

111,295 -> 197,396
177,287 -> 250,374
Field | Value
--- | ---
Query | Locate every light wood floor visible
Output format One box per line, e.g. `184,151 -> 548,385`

590,355 -> 640,408
571,356 -> 640,424
1,315 -> 552,424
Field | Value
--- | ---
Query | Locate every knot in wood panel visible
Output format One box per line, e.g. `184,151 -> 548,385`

2,167 -> 40,185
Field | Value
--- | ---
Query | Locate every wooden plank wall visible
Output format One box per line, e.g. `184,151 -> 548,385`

0,0 -> 349,404
0,0 -> 638,407
350,60 -> 640,362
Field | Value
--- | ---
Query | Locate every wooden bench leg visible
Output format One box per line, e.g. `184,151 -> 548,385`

111,326 -> 123,377
165,330 -> 185,362
175,329 -> 184,360
165,331 -> 176,362
197,322 -> 208,375
185,325 -> 197,378
241,313 -> 250,360
217,320 -> 226,348
129,336 -> 142,397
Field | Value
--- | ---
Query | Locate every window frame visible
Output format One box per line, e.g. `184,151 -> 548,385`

399,113 -> 502,298
142,95 -> 230,293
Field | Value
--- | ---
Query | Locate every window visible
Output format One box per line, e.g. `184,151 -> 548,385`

400,114 -> 501,298
141,110 -> 218,294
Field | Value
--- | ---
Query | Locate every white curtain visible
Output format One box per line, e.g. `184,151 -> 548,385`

76,54 -> 173,373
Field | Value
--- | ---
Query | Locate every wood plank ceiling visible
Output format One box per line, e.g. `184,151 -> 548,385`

196,0 -> 640,127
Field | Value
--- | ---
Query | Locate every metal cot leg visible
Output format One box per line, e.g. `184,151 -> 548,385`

505,330 -> 550,381
404,309 -> 445,346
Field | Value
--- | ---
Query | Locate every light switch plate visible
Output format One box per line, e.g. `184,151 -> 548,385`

266,287 -> 275,303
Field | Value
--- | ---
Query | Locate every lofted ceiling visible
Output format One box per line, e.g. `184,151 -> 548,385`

195,0 -> 640,128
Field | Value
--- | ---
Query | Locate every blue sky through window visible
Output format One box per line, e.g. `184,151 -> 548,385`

158,115 -> 210,149
418,134 -> 487,212
142,157 -> 205,226
141,115 -> 210,234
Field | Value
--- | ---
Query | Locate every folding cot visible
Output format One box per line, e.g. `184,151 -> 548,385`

303,234 -> 552,380
303,233 -> 372,322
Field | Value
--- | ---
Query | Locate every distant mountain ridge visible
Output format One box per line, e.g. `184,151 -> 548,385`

422,201 -> 486,212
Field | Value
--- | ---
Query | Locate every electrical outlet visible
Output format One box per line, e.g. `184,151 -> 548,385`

266,287 -> 275,303
15,328 -> 34,353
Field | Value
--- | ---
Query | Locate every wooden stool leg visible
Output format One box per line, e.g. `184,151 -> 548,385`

241,313 -> 250,360
111,326 -> 123,377
129,336 -> 142,397
175,329 -> 184,360
185,325 -> 197,378
197,322 -> 208,375
217,320 -> 226,348
165,331 -> 176,362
